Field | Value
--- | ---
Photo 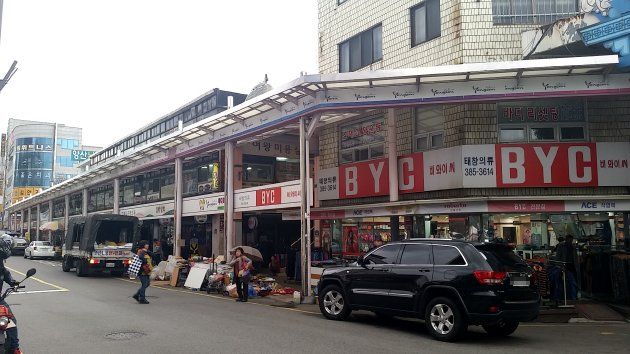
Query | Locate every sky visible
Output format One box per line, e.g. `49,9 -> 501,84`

0,0 -> 319,148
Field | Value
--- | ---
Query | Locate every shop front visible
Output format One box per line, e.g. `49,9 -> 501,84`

234,179 -> 311,278
120,200 -> 175,262
182,192 -> 225,259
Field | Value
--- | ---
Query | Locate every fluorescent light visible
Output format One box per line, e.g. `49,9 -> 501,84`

246,167 -> 252,171
276,157 -> 288,161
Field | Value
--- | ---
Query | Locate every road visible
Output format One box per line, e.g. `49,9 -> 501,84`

4,256 -> 630,354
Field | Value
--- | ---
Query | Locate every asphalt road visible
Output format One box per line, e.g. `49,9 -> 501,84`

4,256 -> 630,354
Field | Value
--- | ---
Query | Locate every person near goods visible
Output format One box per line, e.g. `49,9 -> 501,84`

229,247 -> 252,302
132,240 -> 153,304
0,239 -> 22,354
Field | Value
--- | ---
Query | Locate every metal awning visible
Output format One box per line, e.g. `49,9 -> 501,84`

8,55 -> 625,212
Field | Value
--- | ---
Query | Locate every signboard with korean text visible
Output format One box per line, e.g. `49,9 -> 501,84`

340,117 -> 385,150
119,201 -> 174,219
240,139 -> 301,159
182,193 -> 225,217
317,142 -> 630,201
497,99 -> 585,124
564,199 -> 630,212
234,179 -> 313,212
70,150 -> 96,162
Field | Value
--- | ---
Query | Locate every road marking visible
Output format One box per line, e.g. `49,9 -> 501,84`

6,267 -> 69,292
11,289 -> 68,295
33,260 -> 59,267
115,278 -> 320,315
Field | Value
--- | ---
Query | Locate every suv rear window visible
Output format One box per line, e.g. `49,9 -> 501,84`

433,246 -> 466,266
477,245 -> 529,272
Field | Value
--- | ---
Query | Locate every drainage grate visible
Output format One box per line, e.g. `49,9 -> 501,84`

105,331 -> 146,341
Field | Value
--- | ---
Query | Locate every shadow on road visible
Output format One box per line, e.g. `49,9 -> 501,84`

347,312 -> 530,345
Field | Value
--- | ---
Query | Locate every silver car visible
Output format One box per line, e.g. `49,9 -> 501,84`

24,241 -> 55,259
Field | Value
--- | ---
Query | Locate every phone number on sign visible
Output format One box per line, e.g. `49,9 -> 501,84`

464,167 -> 494,176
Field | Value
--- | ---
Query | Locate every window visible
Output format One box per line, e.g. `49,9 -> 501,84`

498,99 -> 586,142
337,0 -> 348,5
400,244 -> 432,265
492,0 -> 579,25
339,25 -> 383,72
340,116 -> 385,163
414,106 -> 444,151
433,246 -> 466,266
365,244 -> 401,265
411,0 -> 441,46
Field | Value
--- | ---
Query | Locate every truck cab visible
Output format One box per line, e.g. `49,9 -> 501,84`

61,214 -> 140,277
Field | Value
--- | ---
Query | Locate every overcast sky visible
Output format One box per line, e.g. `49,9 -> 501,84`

0,0 -> 318,147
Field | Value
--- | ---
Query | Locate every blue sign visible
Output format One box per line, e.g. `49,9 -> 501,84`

580,14 -> 630,46
578,1 -> 630,68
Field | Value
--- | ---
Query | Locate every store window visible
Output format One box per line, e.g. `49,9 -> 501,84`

492,0 -> 578,25
52,199 -> 65,219
497,99 -> 586,143
433,245 -> 466,266
339,24 -> 382,73
365,244 -> 401,265
183,153 -> 221,196
69,193 -> 83,216
340,116 -> 385,163
120,167 -> 176,206
411,0 -> 441,46
88,184 -> 114,212
414,106 -> 444,151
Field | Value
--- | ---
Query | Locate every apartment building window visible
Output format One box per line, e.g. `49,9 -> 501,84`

339,116 -> 385,163
411,0 -> 441,46
497,99 -> 586,142
414,106 -> 444,151
492,0 -> 579,25
339,25 -> 383,73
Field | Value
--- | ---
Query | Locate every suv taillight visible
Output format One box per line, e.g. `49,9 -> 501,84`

473,270 -> 507,285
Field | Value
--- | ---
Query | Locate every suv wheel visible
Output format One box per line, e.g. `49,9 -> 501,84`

61,257 -> 72,272
425,297 -> 466,341
318,285 -> 350,321
483,320 -> 519,337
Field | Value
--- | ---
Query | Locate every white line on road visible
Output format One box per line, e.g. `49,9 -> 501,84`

11,289 -> 68,295
33,260 -> 59,267
6,267 -> 69,292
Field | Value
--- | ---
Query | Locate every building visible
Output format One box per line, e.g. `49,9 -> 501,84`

5,1 -> 630,300
2,118 -> 101,216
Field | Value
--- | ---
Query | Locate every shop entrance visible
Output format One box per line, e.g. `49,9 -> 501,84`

242,213 -> 300,274
181,216 -> 213,259
139,218 -> 174,263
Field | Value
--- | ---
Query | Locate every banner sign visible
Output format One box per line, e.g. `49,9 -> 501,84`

497,99 -> 585,123
317,142 -> 630,200
183,192 -> 225,217
234,179 -> 313,212
120,201 -> 174,219
71,150 -> 96,162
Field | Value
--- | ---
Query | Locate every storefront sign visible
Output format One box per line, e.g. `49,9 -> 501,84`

487,201 -> 565,213
70,150 -> 95,161
234,179 -> 312,212
340,119 -> 384,150
317,142 -> 630,201
418,201 -> 488,214
182,193 -> 225,217
241,139 -> 301,158
119,201 -> 174,219
564,199 -> 630,212
497,99 -> 585,123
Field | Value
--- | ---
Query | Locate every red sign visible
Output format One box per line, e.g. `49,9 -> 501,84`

398,152 -> 424,194
256,187 -> 281,206
496,143 -> 598,187
488,201 -> 565,213
339,158 -> 389,198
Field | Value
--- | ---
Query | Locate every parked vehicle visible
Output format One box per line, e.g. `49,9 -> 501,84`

24,241 -> 56,260
0,233 -> 26,256
61,214 -> 140,277
317,239 -> 540,342
0,268 -> 36,353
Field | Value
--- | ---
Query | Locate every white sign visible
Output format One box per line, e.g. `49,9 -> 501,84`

423,146 -> 462,191
119,201 -> 174,220
462,145 -> 497,188
418,201 -> 488,214
234,179 -> 313,212
317,167 -> 340,200
564,199 -> 630,212
182,193 -> 225,217
596,142 -> 630,186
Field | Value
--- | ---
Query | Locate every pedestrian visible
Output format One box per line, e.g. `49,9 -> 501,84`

229,247 -> 252,302
132,240 -> 153,304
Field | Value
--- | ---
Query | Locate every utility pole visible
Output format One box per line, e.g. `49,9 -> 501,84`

0,0 -> 18,94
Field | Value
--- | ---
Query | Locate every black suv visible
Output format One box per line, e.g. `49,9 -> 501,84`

317,239 -> 540,341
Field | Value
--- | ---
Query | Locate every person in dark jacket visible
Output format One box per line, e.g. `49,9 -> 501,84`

0,239 -> 22,354
132,240 -> 153,304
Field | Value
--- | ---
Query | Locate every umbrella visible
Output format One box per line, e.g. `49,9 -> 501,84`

232,246 -> 263,262
39,221 -> 59,231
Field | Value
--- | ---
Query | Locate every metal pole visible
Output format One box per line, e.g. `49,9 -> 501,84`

27,208 -> 31,241
174,158 -> 183,258
299,117 -> 307,298
48,199 -> 53,241
387,108 -> 399,202
36,204 -> 40,241
82,189 -> 88,217
113,178 -> 120,214
225,142 -> 234,256
305,133 -> 312,298
64,195 -> 69,232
